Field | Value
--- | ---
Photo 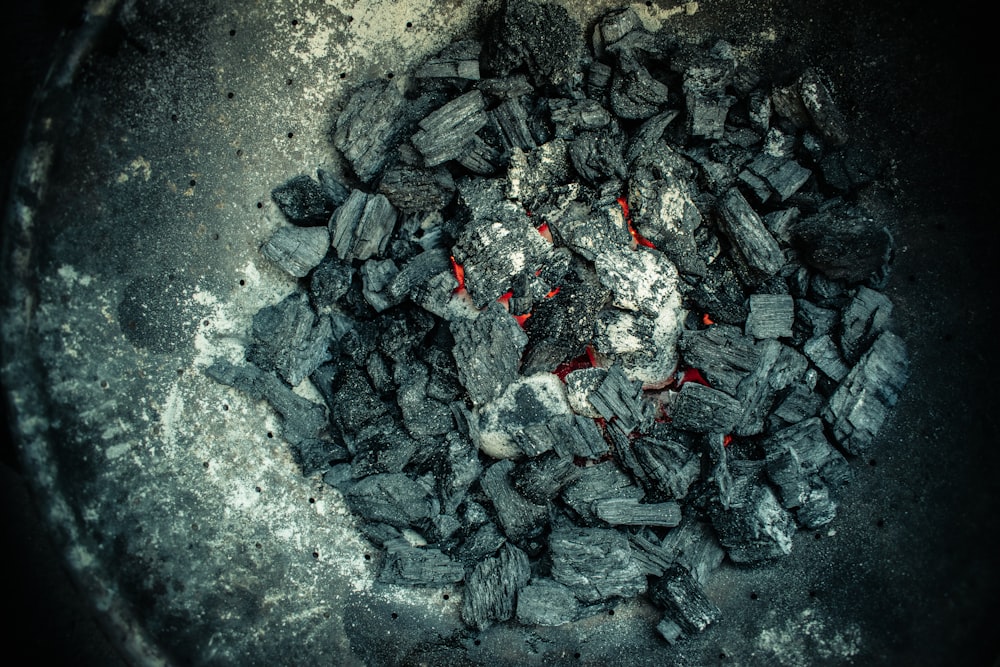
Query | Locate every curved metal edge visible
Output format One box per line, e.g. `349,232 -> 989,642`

1,2 -> 171,665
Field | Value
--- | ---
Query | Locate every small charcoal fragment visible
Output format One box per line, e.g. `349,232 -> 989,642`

474,373 -> 574,458
309,257 -> 353,309
379,541 -> 465,586
549,526 -> 646,604
745,293 -> 794,339
745,153 -> 812,201
489,97 -> 535,153
461,543 -> 531,630
360,258 -> 401,312
588,364 -> 653,434
412,90 -> 488,166
650,565 -> 721,642
451,301 -> 527,406
670,383 -> 742,433
516,578 -> 605,626
378,165 -> 456,212
271,174 -> 336,225
717,187 -> 784,282
797,68 -> 849,146
840,286 -> 893,363
333,80 -> 407,183
246,293 -> 332,387
803,334 -> 849,382
342,473 -> 437,529
330,190 -> 399,262
611,50 -> 670,120
261,225 -> 330,278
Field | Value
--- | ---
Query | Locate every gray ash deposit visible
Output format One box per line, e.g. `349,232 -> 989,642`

207,0 -> 909,643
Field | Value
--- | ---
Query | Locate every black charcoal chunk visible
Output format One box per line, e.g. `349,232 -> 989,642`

204,360 -> 336,476
394,362 -> 455,438
549,526 -> 646,603
562,461 -> 644,525
686,92 -> 736,140
678,324 -> 760,396
348,419 -> 421,479
549,415 -> 610,459
589,364 -> 652,434
650,565 -> 721,641
732,339 -> 782,436
522,281 -> 611,374
629,176 -> 705,277
271,174 -> 336,225
457,135 -> 503,175
671,383 -> 742,433
246,293 -> 332,386
378,165 -> 456,212
765,417 -> 850,489
569,129 -> 628,184
511,452 -> 582,505
333,80 -> 407,183
343,473 -> 437,529
330,190 -> 399,261
360,258 -> 401,312
840,286 -> 893,364
488,97 -> 535,153
551,98 -> 613,138
625,429 -> 702,500
659,519 -> 725,584
411,90 -> 487,167
745,293 -> 794,339
587,60 -> 613,99
717,187 -> 784,281
379,542 -> 465,585
517,578 -> 605,626
684,258 -> 750,325
451,301 -> 527,406
261,225 -> 330,278
317,168 -> 350,207
477,74 -> 534,99
823,331 -> 909,455
415,39 -> 482,80
482,0 -> 584,87
610,51 -> 670,120
480,459 -> 549,542
328,366 -> 390,436
796,299 -> 838,339
792,205 -> 892,283
461,543 -> 531,630
547,200 -> 632,262
507,140 -> 571,209
803,334 -> 849,382
594,497 -> 681,527
309,257 -> 353,309
798,68 -> 849,146
710,461 -> 795,563
763,208 -> 799,245
745,153 -> 811,201
772,382 -> 823,425
387,248 -> 452,301
459,522 -> 506,562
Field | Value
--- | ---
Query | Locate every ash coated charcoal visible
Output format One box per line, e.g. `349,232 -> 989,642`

745,293 -> 794,339
823,331 -> 910,455
488,97 -> 535,153
717,187 -> 785,282
271,174 -> 336,226
594,497 -> 681,527
569,129 -> 628,184
522,280 -> 611,374
411,90 -> 487,167
629,176 -> 705,277
474,373 -> 574,458
341,473 -> 437,529
511,452 -> 581,505
479,459 -> 548,542
379,542 -> 465,586
333,80 -> 407,183
679,324 -> 760,395
650,565 -> 722,643
260,224 -> 330,278
309,257 -> 353,309
482,0 -> 584,87
451,301 -> 527,406
415,39 -> 481,80
378,165 -> 456,213
792,205 -> 893,283
563,367 -> 607,418
516,578 -> 606,626
461,543 -> 531,631
840,286 -> 894,363
711,460 -> 796,563
507,140 -> 571,209
549,526 -> 646,604
803,334 -> 849,382
562,461 -> 644,525
550,98 -> 613,138
246,293 -> 332,387
546,200 -> 632,261
670,383 -> 742,434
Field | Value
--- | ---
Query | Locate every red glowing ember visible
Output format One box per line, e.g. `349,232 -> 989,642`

723,434 -> 733,447
702,313 -> 715,326
514,313 -> 531,327
617,196 -> 656,249
553,346 -> 596,381
676,367 -> 711,388
449,255 -> 465,293
497,290 -> 513,307
545,286 -> 561,299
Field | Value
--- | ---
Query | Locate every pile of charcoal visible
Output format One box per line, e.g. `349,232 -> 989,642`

207,1 -> 910,642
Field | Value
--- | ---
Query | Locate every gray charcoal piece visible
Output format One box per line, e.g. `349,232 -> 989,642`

342,473 -> 437,529
625,110 -> 681,168
710,460 -> 796,563
737,168 -> 771,204
704,431 -> 734,510
378,542 -> 465,586
809,272 -> 850,304
766,418 -> 850,488
748,89 -> 772,132
415,39 -> 481,79
204,360 -> 336,476
387,248 -> 452,302
309,257 -> 353,308
271,174 -> 335,225
522,280 -> 611,375
684,257 -> 750,325
330,190 -> 398,262
657,617 -> 685,644
333,80 -> 407,183
260,224 -> 330,278
610,51 -> 670,120
678,324 -> 760,395
549,526 -> 646,604
476,74 -> 533,99
365,351 -> 393,394
587,60 -> 613,98
546,200 -> 632,262
595,246 -> 682,317
451,301 -> 527,406
804,334 -> 849,382
569,129 -> 628,184
506,140 -> 571,209
475,373 -> 575,458
746,153 -> 812,201
516,578 -> 606,627
411,90 -> 487,167
328,366 -> 390,437
629,432 -> 701,500
562,461 -> 644,525
317,168 -> 350,208
511,452 -> 582,505
823,331 -> 910,455
686,92 -> 736,140
670,383 -> 742,433
796,299 -> 839,339
589,364 -> 651,433
458,522 -> 506,563
564,367 -> 607,418
798,68 -> 849,146
394,363 -> 455,438
488,97 -> 535,153
482,0 -> 584,87
745,293 -> 794,339
765,446 -> 839,528
794,485 -> 838,529
771,382 -> 823,425
479,460 -> 549,543
246,293 -> 332,387
461,542 -> 531,631
792,205 -> 893,283
649,565 -> 721,640
768,343 -> 810,392
629,175 -> 704,276
440,431 -> 481,514
841,286 -> 894,363
717,187 -> 784,281
378,165 -> 456,213
360,258 -> 401,312
348,419 -> 421,479
763,208 -> 800,244
550,98 -> 613,138
594,6 -> 643,52
548,414 -> 610,460
456,134 -> 502,176
594,498 -> 681,527
660,519 -> 725,585
733,339 -> 782,436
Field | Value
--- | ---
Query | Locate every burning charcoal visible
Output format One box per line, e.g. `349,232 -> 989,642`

562,461 -> 644,525
517,578 -> 607,626
309,257 -> 353,309
246,293 -> 332,387
386,248 -> 452,302
461,543 -> 531,631
595,247 -> 681,317
710,460 -> 796,563
511,452 -> 582,505
333,80 -> 407,183
548,415 -> 610,459
650,565 -> 721,642
744,153 -> 812,201
840,286 -> 893,364
670,383 -> 742,434
458,522 -> 506,563
330,190 -> 399,262
451,301 -> 527,406
378,165 -> 456,213
394,362 -> 455,438
481,0 -> 584,87
522,280 -> 611,374
792,205 -> 893,283
205,360 -> 339,476
457,135 -> 503,175
610,51 -> 670,120
588,364 -> 653,433
594,498 -> 681,527
260,225 -> 330,278
564,367 -> 607,418
678,324 -> 760,395
549,526 -> 646,603
745,293 -> 794,339
569,129 -> 628,184
415,39 -> 481,80
360,258 -> 401,312
507,140 -> 571,209
271,174 -> 336,226
547,200 -> 632,262
379,541 -> 465,586
488,97 -> 535,153
411,90 -> 487,167
341,472 -> 437,529
823,331 -> 910,455
803,334 -> 849,382
798,68 -> 849,147
629,176 -> 705,277
479,460 -> 549,543
716,187 -> 784,282
474,373 -> 574,458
